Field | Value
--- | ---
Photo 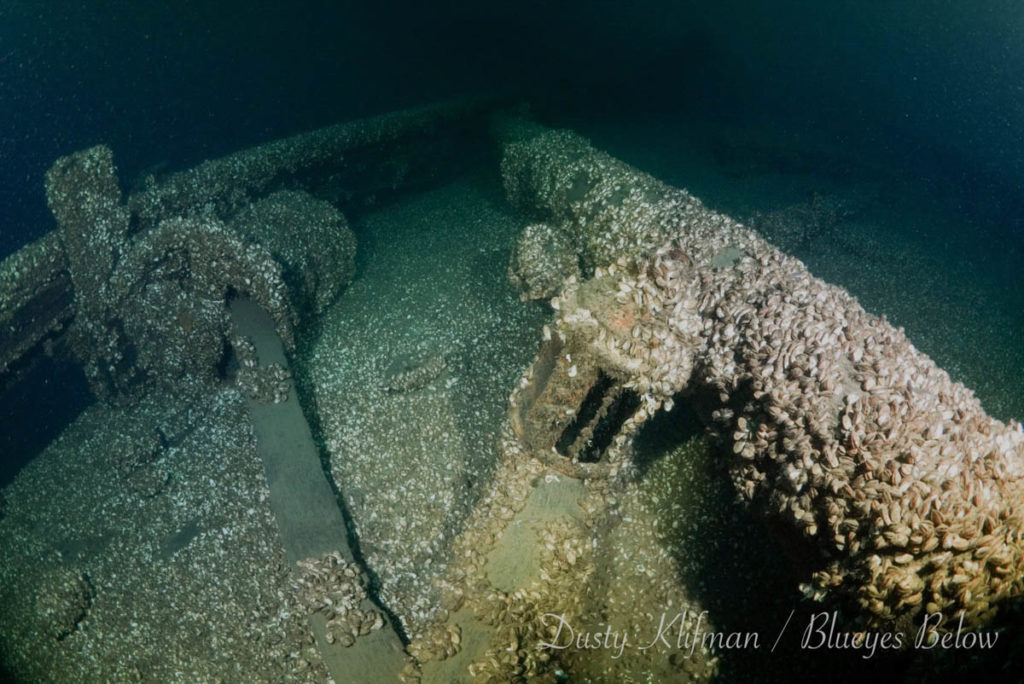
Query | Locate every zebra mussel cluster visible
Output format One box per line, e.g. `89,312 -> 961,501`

290,551 -> 385,649
537,215 -> 1024,629
500,121 -> 1024,631
688,232 -> 1024,629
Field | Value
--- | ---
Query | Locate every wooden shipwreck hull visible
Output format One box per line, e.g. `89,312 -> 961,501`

3,103 -> 1023,681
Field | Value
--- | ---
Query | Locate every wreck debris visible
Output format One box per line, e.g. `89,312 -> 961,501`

498,116 -> 1024,632
109,215 -> 292,400
291,551 -> 386,650
4,98 -> 1019,680
237,363 -> 292,404
1,98 -> 499,398
40,142 -> 296,401
229,190 -> 357,316
110,418 -> 171,499
229,296 -> 408,681
383,352 -> 448,393
128,97 -> 499,230
0,232 -> 72,391
0,100 -> 505,681
43,146 -> 132,400
44,146 -> 129,330
34,567 -> 94,641
507,221 -> 580,301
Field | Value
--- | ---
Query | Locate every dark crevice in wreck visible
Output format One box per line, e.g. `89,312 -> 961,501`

289,346 -> 412,646
0,356 -> 92,489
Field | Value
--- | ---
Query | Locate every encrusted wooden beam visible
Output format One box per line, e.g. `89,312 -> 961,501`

499,115 -> 1024,632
